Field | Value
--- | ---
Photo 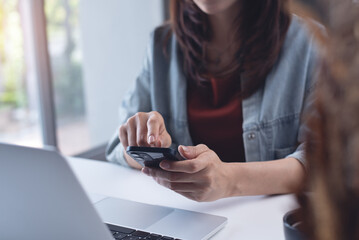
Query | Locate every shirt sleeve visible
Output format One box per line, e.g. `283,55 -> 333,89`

285,34 -> 321,166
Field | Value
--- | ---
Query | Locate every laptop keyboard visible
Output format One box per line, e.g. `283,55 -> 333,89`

107,223 -> 182,240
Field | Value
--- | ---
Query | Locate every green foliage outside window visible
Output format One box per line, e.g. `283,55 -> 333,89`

0,1 -> 26,109
0,0 -> 85,119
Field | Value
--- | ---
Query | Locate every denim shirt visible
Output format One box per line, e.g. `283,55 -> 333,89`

106,15 -> 319,167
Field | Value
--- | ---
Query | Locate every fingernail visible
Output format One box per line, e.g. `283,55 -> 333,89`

142,167 -> 150,175
181,145 -> 190,153
160,161 -> 170,169
148,135 -> 155,144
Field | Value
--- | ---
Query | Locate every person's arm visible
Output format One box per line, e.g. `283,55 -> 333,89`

226,157 -> 305,196
142,144 -> 305,202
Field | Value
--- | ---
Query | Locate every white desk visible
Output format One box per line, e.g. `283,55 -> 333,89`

67,157 -> 298,240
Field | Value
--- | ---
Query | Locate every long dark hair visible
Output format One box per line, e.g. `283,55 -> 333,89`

297,0 -> 359,239
169,0 -> 290,98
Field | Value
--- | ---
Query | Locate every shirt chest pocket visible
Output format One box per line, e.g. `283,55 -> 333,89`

273,146 -> 298,159
243,115 -> 301,162
266,114 -> 301,160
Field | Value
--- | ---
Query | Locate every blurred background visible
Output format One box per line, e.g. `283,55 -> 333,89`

0,0 -> 313,160
0,0 -> 164,159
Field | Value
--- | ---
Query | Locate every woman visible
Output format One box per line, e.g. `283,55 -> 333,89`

106,0 -> 319,201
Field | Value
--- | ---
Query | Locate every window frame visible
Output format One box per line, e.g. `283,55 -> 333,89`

23,0 -> 58,148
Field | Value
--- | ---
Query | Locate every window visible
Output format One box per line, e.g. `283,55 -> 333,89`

0,0 -> 165,158
45,0 -> 90,155
47,0 -> 165,157
0,0 -> 43,148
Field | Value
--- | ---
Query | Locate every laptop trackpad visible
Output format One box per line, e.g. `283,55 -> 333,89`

94,197 -> 173,229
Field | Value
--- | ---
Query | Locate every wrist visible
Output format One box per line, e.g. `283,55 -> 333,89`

223,162 -> 244,197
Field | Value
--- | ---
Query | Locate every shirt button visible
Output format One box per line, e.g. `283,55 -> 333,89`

248,133 -> 256,140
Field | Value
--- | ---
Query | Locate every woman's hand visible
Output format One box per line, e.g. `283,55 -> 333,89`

119,111 -> 171,149
142,144 -> 306,199
119,111 -> 172,168
142,144 -> 234,202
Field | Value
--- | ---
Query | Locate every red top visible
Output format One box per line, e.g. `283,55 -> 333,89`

187,78 -> 246,162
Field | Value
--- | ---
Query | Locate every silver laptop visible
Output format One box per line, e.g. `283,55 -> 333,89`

0,143 -> 227,240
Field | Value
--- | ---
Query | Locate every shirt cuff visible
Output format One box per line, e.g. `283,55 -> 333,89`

286,143 -> 306,166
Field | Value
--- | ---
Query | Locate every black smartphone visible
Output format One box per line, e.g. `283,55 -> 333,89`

126,146 -> 185,168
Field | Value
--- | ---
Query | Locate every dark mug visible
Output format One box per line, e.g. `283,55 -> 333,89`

283,209 -> 306,240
